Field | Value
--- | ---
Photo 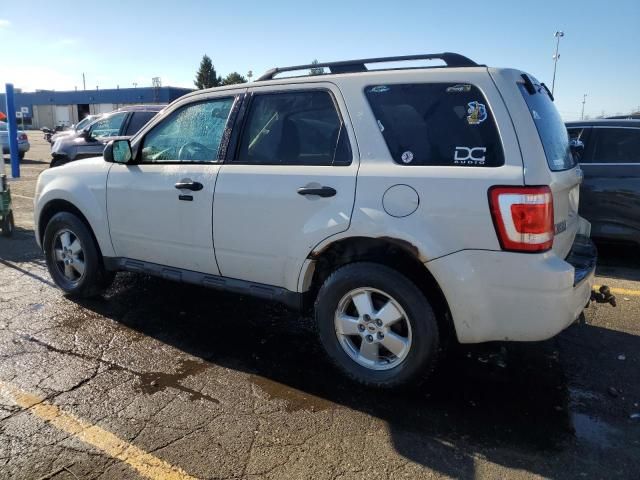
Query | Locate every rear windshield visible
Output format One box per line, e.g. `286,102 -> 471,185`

364,83 -> 504,167
518,81 -> 576,171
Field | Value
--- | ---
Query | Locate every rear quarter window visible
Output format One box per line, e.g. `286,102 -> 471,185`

518,81 -> 575,171
364,83 -> 504,167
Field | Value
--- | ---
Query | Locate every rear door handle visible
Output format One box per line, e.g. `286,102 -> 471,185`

297,186 -> 336,198
175,181 -> 203,191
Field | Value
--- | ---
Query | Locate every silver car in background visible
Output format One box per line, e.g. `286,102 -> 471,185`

0,121 -> 30,160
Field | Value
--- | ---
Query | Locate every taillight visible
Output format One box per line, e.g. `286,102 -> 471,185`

19,133 -> 28,141
488,186 -> 554,252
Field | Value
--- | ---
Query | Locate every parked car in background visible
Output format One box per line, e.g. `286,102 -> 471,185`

566,119 -> 640,246
50,105 -> 165,167
0,121 -> 30,160
48,114 -> 102,144
35,53 -> 598,388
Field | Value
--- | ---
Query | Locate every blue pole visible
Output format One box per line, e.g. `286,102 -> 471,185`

5,83 -> 20,178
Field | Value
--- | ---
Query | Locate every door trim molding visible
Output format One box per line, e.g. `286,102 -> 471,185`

103,257 -> 302,310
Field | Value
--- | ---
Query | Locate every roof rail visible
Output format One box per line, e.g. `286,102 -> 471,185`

256,52 -> 478,81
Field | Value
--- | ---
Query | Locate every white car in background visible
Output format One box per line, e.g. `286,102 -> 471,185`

0,121 -> 30,160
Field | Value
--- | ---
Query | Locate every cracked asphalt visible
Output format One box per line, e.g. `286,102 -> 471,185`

1,136 -> 639,479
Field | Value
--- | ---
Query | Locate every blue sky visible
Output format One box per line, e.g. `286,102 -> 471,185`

1,0 -> 638,120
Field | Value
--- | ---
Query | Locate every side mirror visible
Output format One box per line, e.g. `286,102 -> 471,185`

104,139 -> 132,164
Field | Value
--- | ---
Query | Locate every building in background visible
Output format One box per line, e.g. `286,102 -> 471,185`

0,86 -> 193,129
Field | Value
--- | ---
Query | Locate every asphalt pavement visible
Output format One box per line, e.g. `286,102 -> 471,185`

0,136 -> 639,479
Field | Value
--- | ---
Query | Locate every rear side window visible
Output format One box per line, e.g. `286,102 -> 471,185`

518,81 -> 575,171
236,90 -> 351,166
125,111 -> 157,136
590,128 -> 640,164
364,83 -> 504,167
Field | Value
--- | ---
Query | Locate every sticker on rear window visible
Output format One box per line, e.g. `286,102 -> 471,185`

369,85 -> 390,93
466,101 -> 487,125
454,146 -> 486,165
401,151 -> 414,164
446,84 -> 472,93
377,120 -> 385,132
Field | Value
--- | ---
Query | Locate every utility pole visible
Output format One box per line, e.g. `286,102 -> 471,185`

581,94 -> 587,120
82,73 -> 86,90
551,31 -> 564,96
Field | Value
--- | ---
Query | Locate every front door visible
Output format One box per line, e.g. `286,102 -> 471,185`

107,95 -> 239,275
213,84 -> 359,290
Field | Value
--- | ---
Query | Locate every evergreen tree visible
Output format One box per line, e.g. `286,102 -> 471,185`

221,72 -> 248,86
194,55 -> 221,89
309,59 -> 324,76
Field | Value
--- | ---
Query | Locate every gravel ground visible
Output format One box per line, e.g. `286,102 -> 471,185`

0,135 -> 638,480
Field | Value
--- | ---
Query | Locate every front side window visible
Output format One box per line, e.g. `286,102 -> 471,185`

140,98 -> 234,163
89,112 -> 127,139
591,128 -> 640,164
236,90 -> 351,165
364,83 -> 504,167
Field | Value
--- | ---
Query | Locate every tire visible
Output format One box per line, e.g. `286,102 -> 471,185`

19,152 -> 25,161
43,212 -> 113,297
1,211 -> 14,237
315,262 -> 440,388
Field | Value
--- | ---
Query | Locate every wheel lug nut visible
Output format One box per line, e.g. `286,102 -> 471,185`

363,314 -> 371,322
366,335 -> 373,342
375,319 -> 383,327
358,324 -> 365,332
377,332 -> 384,340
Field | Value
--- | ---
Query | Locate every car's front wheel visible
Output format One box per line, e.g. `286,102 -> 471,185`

43,212 -> 114,297
315,262 -> 440,388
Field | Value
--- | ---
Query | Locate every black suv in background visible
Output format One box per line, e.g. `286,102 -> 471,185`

567,119 -> 640,246
50,105 -> 165,167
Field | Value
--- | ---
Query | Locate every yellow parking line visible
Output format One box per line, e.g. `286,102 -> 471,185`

0,380 -> 198,480
594,285 -> 640,297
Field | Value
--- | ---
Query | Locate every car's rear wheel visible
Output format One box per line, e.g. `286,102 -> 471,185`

43,212 -> 114,297
315,262 -> 440,388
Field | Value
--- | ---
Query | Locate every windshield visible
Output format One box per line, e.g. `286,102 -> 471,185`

518,80 -> 576,171
75,116 -> 95,131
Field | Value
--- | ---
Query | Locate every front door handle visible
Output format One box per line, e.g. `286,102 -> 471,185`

175,181 -> 203,191
297,186 -> 336,198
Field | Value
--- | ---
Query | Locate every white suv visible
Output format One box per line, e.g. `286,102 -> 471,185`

34,53 -> 596,387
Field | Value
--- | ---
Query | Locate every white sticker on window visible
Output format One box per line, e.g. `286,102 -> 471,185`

454,146 -> 486,165
370,85 -> 390,93
401,151 -> 414,164
377,120 -> 385,132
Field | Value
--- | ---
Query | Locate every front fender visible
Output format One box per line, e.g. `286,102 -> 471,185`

34,159 -> 114,257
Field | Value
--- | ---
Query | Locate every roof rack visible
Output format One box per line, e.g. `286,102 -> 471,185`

256,52 -> 478,81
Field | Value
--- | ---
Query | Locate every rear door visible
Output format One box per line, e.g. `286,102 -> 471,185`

578,126 -> 640,242
212,83 -> 358,291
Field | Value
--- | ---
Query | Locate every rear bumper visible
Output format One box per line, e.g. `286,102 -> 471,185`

2,143 -> 29,153
427,235 -> 596,343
